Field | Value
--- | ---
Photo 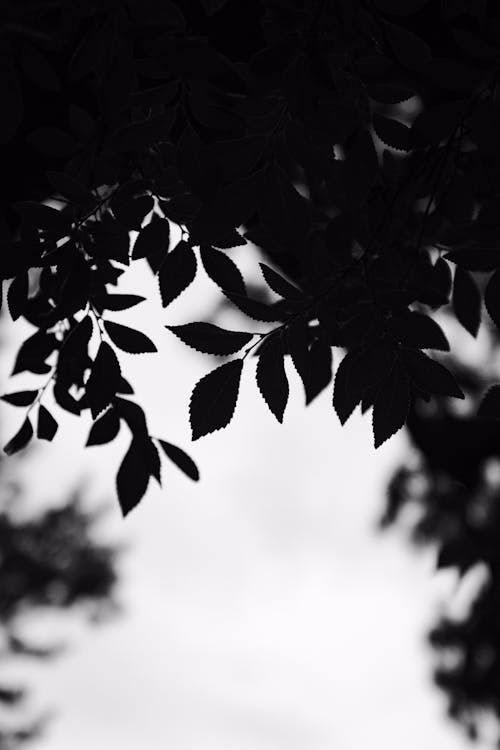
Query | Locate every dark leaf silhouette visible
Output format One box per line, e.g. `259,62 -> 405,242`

4,419 -> 33,456
116,438 -> 150,516
258,165 -> 310,254
92,294 -> 146,311
304,337 -> 333,406
86,408 -> 120,446
387,312 -> 449,350
400,349 -> 464,398
132,218 -> 170,260
1,391 -> 38,407
85,342 -> 121,419
333,348 -> 373,425
158,241 -> 197,308
373,114 -> 410,152
7,273 -> 29,321
443,248 -> 500,271
259,263 -> 304,301
190,359 -> 243,440
452,267 -> 481,337
104,321 -> 157,354
158,440 -> 199,481
477,385 -> 500,419
372,362 -> 411,448
256,333 -> 289,423
166,323 -> 253,355
37,405 -> 58,441
200,245 -> 245,295
224,292 -> 283,322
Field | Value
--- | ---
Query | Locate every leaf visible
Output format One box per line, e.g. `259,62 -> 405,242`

92,294 -> 146,311
189,359 -> 243,440
132,218 -> 170,260
113,195 -> 154,231
7,273 -> 29,321
304,336 -> 333,406
372,362 -> 411,448
37,405 -> 58,441
484,270 -> 500,330
478,386 -> 500,419
19,42 -> 60,91
224,291 -> 284,322
411,100 -> 465,147
46,171 -> 93,202
26,127 -> 80,158
86,408 -> 120,446
200,245 -> 245,295
444,248 -> 500,272
400,349 -> 464,398
368,84 -> 416,103
1,391 -> 38,407
116,438 -> 151,516
373,114 -> 410,151
259,263 -> 304,301
4,418 -> 33,456
256,333 -> 289,423
158,440 -> 199,481
452,267 -> 481,337
384,20 -> 431,69
158,240 -> 197,308
333,348 -> 369,424
104,321 -> 157,354
166,323 -> 253,355
387,312 -> 449,350
85,342 -> 122,419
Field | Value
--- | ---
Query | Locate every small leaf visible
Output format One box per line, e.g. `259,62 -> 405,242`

1,391 -> 38,407
256,333 -> 289,423
92,294 -> 146,311
86,408 -> 120,446
37,405 -> 58,441
85,342 -> 121,419
373,114 -> 410,151
372,362 -> 410,448
200,245 -> 245,295
7,274 -> 29,321
478,385 -> 500,419
158,240 -> 197,308
400,349 -> 464,398
46,170 -> 93,202
225,291 -> 284,322
333,349 -> 366,424
444,248 -> 500,271
189,359 -> 243,440
116,438 -> 150,516
452,267 -> 481,337
387,312 -> 449,350
158,440 -> 199,481
166,323 -> 253,355
104,321 -> 157,354
484,270 -> 500,330
132,218 -> 170,260
4,418 -> 33,456
304,336 -> 333,406
259,263 -> 304,300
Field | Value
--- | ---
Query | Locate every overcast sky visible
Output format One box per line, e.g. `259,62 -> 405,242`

1,253 -> 487,749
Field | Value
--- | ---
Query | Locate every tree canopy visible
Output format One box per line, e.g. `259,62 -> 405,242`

3,0 -> 500,743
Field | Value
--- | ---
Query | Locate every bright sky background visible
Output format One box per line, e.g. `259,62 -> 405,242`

0,248 -> 488,749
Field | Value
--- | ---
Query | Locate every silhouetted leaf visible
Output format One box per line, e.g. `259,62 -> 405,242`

4,419 -> 33,456
158,241 -> 197,308
372,362 -> 410,448
258,165 -> 310,254
1,391 -> 38,407
333,348 -> 370,424
92,294 -> 146,311
387,312 -> 449,350
189,359 -> 243,440
200,245 -> 245,295
7,274 -> 29,321
224,291 -> 284,322
86,408 -> 120,446
452,267 -> 481,337
485,270 -> 500,330
113,195 -> 154,231
132,218 -> 170,259
37,405 -> 58,441
26,127 -> 80,158
400,349 -> 464,398
256,333 -> 288,422
158,440 -> 199,480
373,114 -> 410,151
384,20 -> 431,68
259,263 -> 304,300
166,323 -> 253,355
116,438 -> 150,516
104,321 -> 157,354
85,342 -> 121,419
478,386 -> 500,419
46,171 -> 92,202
